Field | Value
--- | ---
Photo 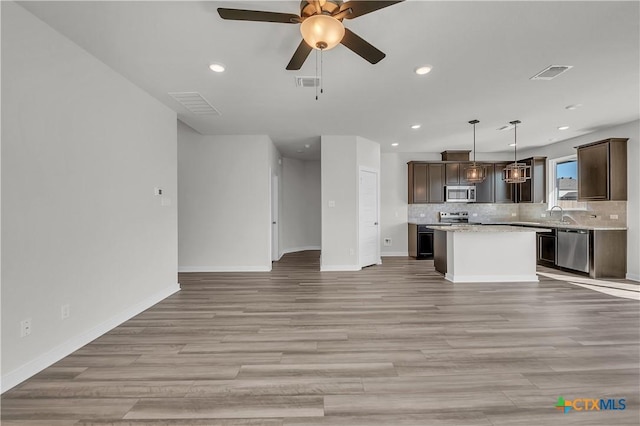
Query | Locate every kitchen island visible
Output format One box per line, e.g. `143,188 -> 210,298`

429,225 -> 551,283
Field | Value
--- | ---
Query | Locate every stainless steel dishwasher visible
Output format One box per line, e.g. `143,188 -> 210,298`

556,229 -> 590,273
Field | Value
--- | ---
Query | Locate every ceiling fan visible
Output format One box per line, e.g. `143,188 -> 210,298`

217,1 -> 404,70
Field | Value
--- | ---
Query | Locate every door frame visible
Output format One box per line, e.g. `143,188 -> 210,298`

358,166 -> 381,268
271,173 -> 280,262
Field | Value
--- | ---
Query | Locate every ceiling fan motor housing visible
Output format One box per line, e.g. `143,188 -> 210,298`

300,0 -> 342,18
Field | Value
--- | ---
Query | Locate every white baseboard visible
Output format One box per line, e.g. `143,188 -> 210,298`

381,251 -> 409,257
1,283 -> 180,394
626,273 -> 640,282
281,246 -> 321,255
320,264 -> 362,272
445,273 -> 539,283
178,265 -> 271,272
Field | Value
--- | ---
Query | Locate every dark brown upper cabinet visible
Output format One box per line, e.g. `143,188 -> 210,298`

445,162 -> 473,185
516,157 -> 547,203
493,162 -> 514,203
474,163 -> 496,203
428,163 -> 446,203
408,162 -> 445,204
577,138 -> 627,201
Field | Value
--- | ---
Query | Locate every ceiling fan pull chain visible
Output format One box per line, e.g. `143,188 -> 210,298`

315,49 -> 319,100
320,48 -> 324,94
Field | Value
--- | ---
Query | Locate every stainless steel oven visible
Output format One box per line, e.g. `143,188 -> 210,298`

445,185 -> 476,203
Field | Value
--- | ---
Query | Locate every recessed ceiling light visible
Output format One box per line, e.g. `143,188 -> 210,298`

565,104 -> 582,110
558,126 -> 570,130
297,149 -> 303,153
391,143 -> 399,147
410,124 -> 421,129
508,143 -> 517,147
414,65 -> 432,75
209,63 -> 225,73
304,144 -> 311,148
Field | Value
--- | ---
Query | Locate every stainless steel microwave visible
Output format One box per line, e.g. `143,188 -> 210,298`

445,185 -> 476,203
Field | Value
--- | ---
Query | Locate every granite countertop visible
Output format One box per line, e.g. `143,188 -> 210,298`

409,221 -> 627,231
505,221 -> 627,231
427,225 -> 553,233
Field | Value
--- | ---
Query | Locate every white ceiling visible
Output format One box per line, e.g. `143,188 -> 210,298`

18,1 -> 640,160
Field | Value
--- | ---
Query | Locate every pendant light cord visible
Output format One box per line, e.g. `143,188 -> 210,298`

473,122 -> 476,164
513,121 -> 517,164
315,49 -> 318,101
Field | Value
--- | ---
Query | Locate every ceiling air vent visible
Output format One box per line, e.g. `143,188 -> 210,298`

295,76 -> 321,88
530,65 -> 573,80
168,92 -> 221,115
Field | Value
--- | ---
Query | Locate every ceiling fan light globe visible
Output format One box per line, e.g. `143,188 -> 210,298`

300,15 -> 345,50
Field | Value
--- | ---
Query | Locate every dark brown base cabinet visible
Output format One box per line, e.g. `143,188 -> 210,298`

537,230 -> 556,267
577,138 -> 627,201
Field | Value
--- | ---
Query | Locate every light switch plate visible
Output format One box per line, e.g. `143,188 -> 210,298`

610,214 -> 619,220
328,201 -> 336,208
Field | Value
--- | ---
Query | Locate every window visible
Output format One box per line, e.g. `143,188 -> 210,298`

549,155 -> 586,210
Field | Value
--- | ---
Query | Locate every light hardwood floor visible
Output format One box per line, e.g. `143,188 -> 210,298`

2,251 -> 639,425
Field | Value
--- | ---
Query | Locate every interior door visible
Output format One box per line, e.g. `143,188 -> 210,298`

359,169 -> 379,268
271,174 -> 279,262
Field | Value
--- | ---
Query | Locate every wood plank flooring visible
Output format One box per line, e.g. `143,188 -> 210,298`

2,251 -> 639,424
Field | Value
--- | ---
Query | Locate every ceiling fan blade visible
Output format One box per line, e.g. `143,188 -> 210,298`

339,1 -> 404,19
217,8 -> 300,24
286,40 -> 313,70
340,28 -> 385,64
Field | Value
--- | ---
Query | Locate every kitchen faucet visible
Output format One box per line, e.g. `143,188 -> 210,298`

549,205 -> 565,223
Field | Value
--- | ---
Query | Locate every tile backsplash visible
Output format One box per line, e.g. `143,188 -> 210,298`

408,203 -> 519,224
519,201 -> 627,227
409,201 -> 627,227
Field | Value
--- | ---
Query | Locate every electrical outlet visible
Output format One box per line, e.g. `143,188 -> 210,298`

419,213 -> 425,217
472,213 -> 478,217
610,214 -> 619,220
328,200 -> 336,208
541,213 -> 547,218
153,187 -> 163,196
383,238 -> 392,246
20,318 -> 32,337
511,212 -> 517,217
61,304 -> 70,319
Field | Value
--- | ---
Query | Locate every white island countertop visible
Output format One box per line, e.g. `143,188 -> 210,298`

428,225 -> 552,233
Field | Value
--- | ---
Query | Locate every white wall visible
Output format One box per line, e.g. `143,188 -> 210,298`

518,120 -> 640,281
320,136 -> 380,271
177,124 -> 272,272
380,153 -> 409,256
281,158 -> 321,254
321,136 -> 358,270
1,2 -> 178,392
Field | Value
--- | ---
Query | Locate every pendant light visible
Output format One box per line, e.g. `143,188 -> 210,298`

464,119 -> 486,183
502,120 -> 531,183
